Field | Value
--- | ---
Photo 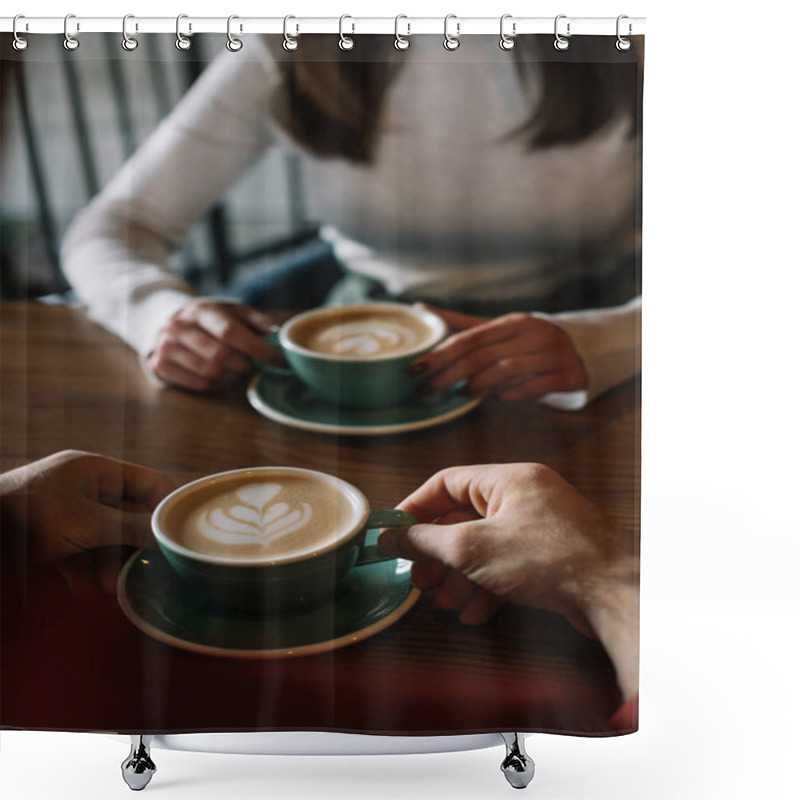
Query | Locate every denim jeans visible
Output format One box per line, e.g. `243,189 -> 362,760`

224,237 -> 640,316
222,237 -> 344,311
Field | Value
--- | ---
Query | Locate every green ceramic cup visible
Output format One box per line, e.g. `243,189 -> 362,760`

151,467 -> 417,613
261,303 -> 448,409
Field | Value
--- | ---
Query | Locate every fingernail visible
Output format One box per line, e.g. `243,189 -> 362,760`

406,362 -> 429,377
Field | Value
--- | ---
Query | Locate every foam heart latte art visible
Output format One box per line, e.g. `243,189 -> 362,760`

167,472 -> 360,561
289,306 -> 438,360
316,321 -> 419,357
196,483 -> 313,545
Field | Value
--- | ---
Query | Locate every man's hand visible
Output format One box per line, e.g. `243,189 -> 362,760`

0,450 -> 175,564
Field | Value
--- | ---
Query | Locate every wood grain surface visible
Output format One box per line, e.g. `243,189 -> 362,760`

0,302 -> 640,736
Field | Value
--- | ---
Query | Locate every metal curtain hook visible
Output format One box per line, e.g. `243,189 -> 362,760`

122,14 -> 138,51
176,14 -> 192,51
554,14 -> 570,51
12,14 -> 29,51
227,15 -> 243,51
283,15 -> 299,51
339,14 -> 355,50
63,13 -> 80,51
394,14 -> 410,50
499,14 -> 516,50
443,14 -> 460,51
616,14 -> 632,51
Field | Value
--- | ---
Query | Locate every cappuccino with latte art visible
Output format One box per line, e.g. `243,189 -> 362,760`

291,307 -> 436,360
265,303 -> 448,408
150,467 -> 416,611
164,471 -> 360,562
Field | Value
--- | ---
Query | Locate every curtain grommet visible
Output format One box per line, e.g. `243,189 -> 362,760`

121,14 -> 139,51
443,14 -> 460,51
12,15 -> 29,52
499,14 -> 516,51
63,13 -> 80,51
554,14 -> 571,51
226,15 -> 243,52
175,14 -> 192,51
394,15 -> 410,50
616,15 -> 632,51
339,14 -> 355,51
283,15 -> 299,51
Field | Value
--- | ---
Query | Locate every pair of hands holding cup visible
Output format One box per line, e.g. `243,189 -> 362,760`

148,299 -> 587,401
0,452 -> 637,700
0,454 -> 630,629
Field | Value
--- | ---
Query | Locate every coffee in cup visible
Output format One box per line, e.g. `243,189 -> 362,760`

165,470 -> 358,563
290,305 -> 439,360
152,467 -> 416,612
262,303 -> 448,409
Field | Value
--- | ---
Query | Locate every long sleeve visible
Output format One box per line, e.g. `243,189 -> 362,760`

535,295 -> 641,410
607,694 -> 639,733
61,42 -> 279,357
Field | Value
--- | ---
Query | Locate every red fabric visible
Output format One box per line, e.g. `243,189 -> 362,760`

607,694 -> 638,733
2,549 -> 625,735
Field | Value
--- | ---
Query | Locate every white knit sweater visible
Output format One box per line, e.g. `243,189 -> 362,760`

61,36 -> 641,407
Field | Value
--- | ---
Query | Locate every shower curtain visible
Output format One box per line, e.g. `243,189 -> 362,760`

1,24 -> 642,743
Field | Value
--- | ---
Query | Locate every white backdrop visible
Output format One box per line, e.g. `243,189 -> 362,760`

2,1 -> 799,799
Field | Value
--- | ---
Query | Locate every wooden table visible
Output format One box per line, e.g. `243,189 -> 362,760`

0,302 -> 639,736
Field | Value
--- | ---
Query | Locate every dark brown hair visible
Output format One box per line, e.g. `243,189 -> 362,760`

267,35 -> 643,163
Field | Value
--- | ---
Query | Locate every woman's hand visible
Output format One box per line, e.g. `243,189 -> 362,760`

149,299 -> 278,392
0,450 -> 175,565
379,463 -> 639,698
409,305 -> 587,401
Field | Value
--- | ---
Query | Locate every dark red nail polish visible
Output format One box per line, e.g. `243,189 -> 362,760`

406,362 -> 428,377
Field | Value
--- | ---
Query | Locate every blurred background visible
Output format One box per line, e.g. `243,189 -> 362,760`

0,33 -> 316,301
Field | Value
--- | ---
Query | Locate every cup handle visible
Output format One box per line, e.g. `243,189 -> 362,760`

355,509 -> 418,566
257,329 -> 295,376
